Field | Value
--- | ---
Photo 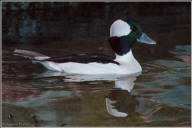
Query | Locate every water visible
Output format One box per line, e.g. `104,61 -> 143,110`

2,3 -> 191,127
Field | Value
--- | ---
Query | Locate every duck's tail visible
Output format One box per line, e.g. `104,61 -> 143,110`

13,49 -> 50,61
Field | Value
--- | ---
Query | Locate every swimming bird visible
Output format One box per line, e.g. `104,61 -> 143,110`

14,19 -> 156,74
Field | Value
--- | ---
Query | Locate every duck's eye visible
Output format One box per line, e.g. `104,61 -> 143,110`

130,25 -> 136,31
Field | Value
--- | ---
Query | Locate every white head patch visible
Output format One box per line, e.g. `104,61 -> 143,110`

110,19 -> 131,37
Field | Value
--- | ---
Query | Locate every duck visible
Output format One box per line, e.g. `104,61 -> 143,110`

14,19 -> 156,75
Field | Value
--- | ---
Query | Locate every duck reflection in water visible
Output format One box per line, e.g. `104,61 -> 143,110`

105,73 -> 139,117
105,73 -> 157,118
38,71 -> 159,119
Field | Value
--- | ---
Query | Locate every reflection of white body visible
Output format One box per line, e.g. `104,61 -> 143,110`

115,73 -> 139,92
105,73 -> 140,117
37,70 -> 140,88
106,98 -> 128,117
41,71 -> 157,118
37,71 -> 141,117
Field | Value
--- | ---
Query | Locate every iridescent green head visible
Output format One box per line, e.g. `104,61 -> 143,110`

109,19 -> 156,55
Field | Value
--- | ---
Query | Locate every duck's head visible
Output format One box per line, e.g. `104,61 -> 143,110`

109,19 -> 156,56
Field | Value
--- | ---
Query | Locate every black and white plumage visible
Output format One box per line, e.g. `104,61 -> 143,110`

13,48 -> 141,74
13,19 -> 156,74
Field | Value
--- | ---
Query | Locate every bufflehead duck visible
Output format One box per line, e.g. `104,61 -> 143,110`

14,19 -> 156,74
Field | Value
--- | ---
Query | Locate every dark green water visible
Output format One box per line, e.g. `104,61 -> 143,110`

2,2 -> 191,127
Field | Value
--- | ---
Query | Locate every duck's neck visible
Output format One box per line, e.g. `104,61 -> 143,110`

114,49 -> 142,72
114,50 -> 135,63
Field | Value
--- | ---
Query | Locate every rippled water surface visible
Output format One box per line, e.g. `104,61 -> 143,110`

2,2 -> 191,127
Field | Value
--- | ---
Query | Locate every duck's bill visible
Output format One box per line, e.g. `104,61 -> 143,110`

137,33 -> 156,44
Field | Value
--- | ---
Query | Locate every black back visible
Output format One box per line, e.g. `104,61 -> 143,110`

43,53 -> 120,65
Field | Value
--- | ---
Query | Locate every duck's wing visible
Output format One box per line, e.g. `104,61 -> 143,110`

43,53 -> 120,65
